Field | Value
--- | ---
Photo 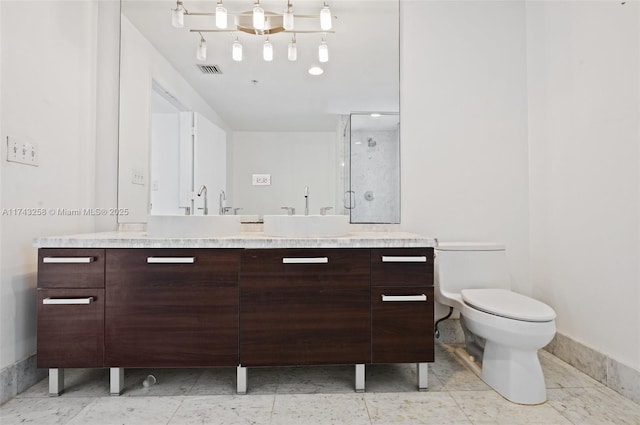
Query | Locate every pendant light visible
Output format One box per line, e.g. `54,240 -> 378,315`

232,37 -> 243,61
320,2 -> 332,31
215,0 -> 227,29
263,37 -> 273,61
318,38 -> 329,63
288,35 -> 298,61
283,1 -> 294,31
253,1 -> 265,30
196,35 -> 207,61
171,1 -> 185,28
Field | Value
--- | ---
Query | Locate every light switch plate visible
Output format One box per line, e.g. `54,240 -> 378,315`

252,174 -> 271,186
6,136 -> 38,167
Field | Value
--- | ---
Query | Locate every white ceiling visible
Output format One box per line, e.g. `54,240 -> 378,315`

122,0 -> 400,132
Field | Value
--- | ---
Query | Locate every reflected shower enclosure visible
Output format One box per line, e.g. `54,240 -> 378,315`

344,113 -> 400,224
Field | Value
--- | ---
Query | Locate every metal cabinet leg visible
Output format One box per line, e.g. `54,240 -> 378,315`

237,365 -> 247,395
355,364 -> 365,393
49,368 -> 64,396
417,362 -> 428,391
110,368 -> 124,396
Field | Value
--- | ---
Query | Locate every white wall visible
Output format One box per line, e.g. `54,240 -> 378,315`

400,0 -> 531,322
527,0 -> 640,370
118,16 -> 231,222
0,0 -> 106,370
232,132 -> 336,216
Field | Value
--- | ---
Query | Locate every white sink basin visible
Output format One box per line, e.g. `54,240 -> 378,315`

263,215 -> 349,238
146,215 -> 241,238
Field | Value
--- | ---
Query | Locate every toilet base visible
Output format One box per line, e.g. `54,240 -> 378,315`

481,342 -> 547,405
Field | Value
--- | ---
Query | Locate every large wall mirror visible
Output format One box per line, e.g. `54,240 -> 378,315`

118,0 -> 400,224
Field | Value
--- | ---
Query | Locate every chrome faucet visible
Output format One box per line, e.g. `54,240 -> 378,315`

197,185 -> 208,215
219,190 -> 226,215
281,206 -> 295,215
304,186 -> 309,216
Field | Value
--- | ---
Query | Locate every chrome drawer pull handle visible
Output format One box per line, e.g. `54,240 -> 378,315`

43,297 -> 94,305
43,257 -> 95,264
381,294 -> 427,302
282,257 -> 329,264
381,256 -> 427,263
147,257 -> 196,264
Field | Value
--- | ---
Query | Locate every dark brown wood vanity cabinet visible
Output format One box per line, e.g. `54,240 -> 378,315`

104,249 -> 240,367
37,249 -> 106,368
371,248 -> 435,364
240,249 -> 371,366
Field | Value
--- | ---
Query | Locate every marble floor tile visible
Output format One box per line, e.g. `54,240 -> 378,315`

0,396 -> 95,424
450,390 -> 573,425
539,350 -> 603,389
276,365 -> 355,394
365,391 -> 472,424
188,368 -> 236,396
242,367 -> 279,395
547,387 -> 640,425
271,393 -> 370,425
65,396 -> 183,425
168,395 -> 275,425
19,369 -> 110,398
430,346 -> 489,391
366,363 -> 444,393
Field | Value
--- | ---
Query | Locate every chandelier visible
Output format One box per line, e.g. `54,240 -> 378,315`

171,1 -> 335,64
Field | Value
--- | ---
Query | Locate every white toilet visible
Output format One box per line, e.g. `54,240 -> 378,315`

434,242 -> 556,405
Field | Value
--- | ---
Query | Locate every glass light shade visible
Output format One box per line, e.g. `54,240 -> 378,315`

283,8 -> 294,31
171,7 -> 184,28
253,4 -> 265,30
196,41 -> 207,61
215,5 -> 227,29
232,40 -> 243,61
318,42 -> 329,63
288,41 -> 297,61
263,40 -> 273,61
320,5 -> 331,31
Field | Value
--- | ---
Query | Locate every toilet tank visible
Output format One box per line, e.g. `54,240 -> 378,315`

435,243 -> 512,297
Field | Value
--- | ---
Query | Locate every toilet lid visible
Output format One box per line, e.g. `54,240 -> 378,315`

461,289 -> 556,322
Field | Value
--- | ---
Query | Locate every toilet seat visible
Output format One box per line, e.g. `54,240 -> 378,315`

461,289 -> 556,322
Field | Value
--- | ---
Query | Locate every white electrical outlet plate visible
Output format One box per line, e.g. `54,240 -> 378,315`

132,167 -> 145,185
6,136 -> 39,167
252,174 -> 271,186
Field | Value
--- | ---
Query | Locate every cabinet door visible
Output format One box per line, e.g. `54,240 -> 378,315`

105,249 -> 239,367
372,287 -> 434,363
240,249 -> 371,366
37,288 -> 104,368
371,248 -> 433,287
38,248 -> 105,289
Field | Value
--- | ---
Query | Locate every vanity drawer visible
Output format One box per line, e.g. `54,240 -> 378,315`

105,249 -> 240,367
38,248 -> 105,289
37,288 -> 105,368
372,286 -> 434,363
371,248 -> 434,287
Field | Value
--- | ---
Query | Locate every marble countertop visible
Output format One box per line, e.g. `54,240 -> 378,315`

33,231 -> 437,249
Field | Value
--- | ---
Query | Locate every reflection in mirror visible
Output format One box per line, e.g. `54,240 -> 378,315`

118,0 -> 400,223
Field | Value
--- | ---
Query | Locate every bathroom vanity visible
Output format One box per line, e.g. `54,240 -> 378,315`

34,231 -> 436,396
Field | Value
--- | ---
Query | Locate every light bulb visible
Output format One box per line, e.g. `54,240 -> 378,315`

283,2 -> 294,31
288,38 -> 297,61
253,2 -> 265,30
308,66 -> 324,76
232,39 -> 243,61
319,41 -> 329,63
263,39 -> 273,61
171,4 -> 184,28
196,39 -> 207,61
320,4 -> 331,31
215,2 -> 227,29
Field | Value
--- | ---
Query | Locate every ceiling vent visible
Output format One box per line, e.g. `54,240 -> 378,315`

197,64 -> 223,75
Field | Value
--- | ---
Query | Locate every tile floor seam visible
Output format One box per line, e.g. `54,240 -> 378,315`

446,390 -> 476,425
362,394 -> 374,425
63,396 -> 100,425
164,396 -> 185,425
